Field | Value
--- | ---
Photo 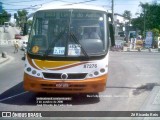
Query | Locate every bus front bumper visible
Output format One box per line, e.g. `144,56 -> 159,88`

23,73 -> 108,93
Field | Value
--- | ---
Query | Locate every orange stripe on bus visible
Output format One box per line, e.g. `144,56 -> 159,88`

48,62 -> 89,70
32,59 -> 89,70
27,55 -> 40,70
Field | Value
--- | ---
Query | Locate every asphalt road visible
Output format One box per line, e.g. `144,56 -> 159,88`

0,26 -> 20,40
0,47 -> 160,117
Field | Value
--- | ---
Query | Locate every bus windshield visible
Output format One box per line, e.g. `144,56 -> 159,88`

28,9 -> 108,57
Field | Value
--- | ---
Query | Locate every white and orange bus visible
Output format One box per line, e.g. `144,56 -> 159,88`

23,3 -> 115,93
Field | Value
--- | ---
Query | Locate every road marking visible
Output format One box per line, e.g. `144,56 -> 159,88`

0,91 -> 28,102
136,74 -> 154,77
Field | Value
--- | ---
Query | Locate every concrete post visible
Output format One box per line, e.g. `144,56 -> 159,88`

2,51 -> 7,58
148,48 -> 151,52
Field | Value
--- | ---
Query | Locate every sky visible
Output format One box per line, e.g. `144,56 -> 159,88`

0,0 -> 158,20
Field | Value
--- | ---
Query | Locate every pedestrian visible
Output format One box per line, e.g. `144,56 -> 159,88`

14,41 -> 19,53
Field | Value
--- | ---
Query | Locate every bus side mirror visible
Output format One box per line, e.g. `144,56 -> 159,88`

109,23 -> 115,47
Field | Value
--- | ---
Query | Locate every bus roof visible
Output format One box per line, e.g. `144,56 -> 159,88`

38,3 -> 110,13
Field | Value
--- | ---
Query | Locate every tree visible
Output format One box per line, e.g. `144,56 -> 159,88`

123,10 -> 132,20
132,17 -> 144,35
0,10 -> 11,25
15,9 -> 28,29
122,10 -> 132,28
151,28 -> 159,37
132,2 -> 160,36
151,28 -> 159,48
27,19 -> 32,27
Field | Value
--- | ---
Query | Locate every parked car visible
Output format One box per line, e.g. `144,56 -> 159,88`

15,34 -> 22,39
21,41 -> 28,50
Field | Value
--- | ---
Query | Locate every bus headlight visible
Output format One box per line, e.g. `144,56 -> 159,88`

87,68 -> 107,78
32,70 -> 37,75
25,65 -> 42,78
27,67 -> 31,72
89,74 -> 93,77
100,68 -> 105,73
94,71 -> 99,76
37,73 -> 40,76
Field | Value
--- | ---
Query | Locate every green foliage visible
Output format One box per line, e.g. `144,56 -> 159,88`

17,10 -> 28,18
151,28 -> 159,46
15,9 -> 28,29
27,20 -> 32,27
151,28 -> 159,37
132,2 -> 160,35
0,10 -> 11,25
123,10 -> 132,20
131,17 -> 144,35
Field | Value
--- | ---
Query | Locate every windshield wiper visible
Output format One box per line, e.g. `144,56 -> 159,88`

70,32 -> 89,59
68,10 -> 89,59
43,30 -> 66,58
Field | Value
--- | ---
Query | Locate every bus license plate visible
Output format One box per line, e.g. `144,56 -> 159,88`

56,83 -> 69,88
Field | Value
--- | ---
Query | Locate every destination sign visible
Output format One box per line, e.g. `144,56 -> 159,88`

36,10 -> 102,19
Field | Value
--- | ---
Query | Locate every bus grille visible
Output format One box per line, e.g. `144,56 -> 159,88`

43,73 -> 87,80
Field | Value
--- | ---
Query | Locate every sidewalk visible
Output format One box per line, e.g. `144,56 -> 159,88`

123,47 -> 160,53
133,86 -> 160,120
140,86 -> 160,111
0,53 -> 9,64
0,51 -> 12,66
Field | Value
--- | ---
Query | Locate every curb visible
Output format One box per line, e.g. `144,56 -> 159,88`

132,86 -> 160,120
0,57 -> 10,64
110,50 -> 160,52
139,86 -> 160,111
0,56 -> 13,67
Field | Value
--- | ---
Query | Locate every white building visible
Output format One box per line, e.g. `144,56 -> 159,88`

114,13 -> 129,37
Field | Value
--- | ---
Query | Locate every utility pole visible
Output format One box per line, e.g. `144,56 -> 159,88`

111,0 -> 115,47
143,9 -> 146,38
112,0 -> 114,24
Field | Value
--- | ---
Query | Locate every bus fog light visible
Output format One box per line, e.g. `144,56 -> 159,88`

37,73 -> 40,76
100,68 -> 105,73
89,74 -> 93,77
32,70 -> 37,75
94,71 -> 99,76
27,67 -> 31,72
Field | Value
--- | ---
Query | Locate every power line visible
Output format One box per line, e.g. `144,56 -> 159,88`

4,0 -> 98,11
3,3 -> 30,6
2,0 -> 70,4
3,0 -> 107,15
64,0 -> 97,5
2,0 -> 45,4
